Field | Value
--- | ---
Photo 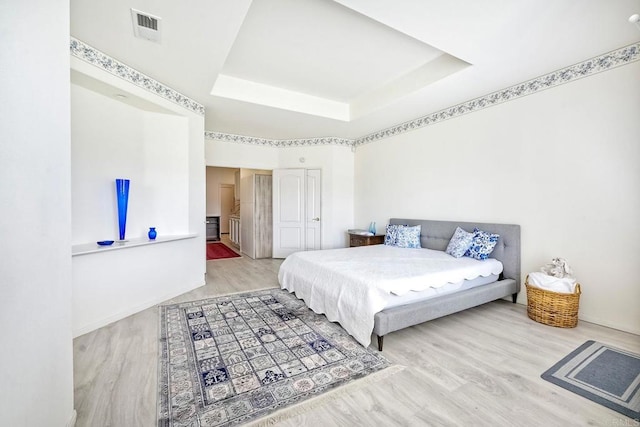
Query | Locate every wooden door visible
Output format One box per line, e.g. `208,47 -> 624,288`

240,173 -> 255,258
254,175 -> 273,259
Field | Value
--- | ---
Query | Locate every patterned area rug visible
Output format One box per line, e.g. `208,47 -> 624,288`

158,289 -> 392,426
542,340 -> 640,421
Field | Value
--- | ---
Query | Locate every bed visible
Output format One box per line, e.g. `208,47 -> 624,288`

278,218 -> 521,350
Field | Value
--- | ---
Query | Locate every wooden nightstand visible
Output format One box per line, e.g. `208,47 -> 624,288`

349,233 -> 385,247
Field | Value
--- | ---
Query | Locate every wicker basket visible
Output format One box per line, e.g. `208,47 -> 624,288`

525,275 -> 581,328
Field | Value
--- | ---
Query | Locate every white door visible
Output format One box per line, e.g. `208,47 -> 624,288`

305,169 -> 321,250
272,169 -> 304,258
272,169 -> 321,258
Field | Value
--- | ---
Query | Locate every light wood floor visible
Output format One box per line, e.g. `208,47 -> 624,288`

73,254 -> 640,426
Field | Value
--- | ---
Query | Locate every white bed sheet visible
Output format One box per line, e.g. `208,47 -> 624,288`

278,245 -> 503,347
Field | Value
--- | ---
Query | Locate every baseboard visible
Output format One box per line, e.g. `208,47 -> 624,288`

67,410 -> 77,427
508,295 -> 639,336
72,279 -> 205,338
577,313 -> 640,336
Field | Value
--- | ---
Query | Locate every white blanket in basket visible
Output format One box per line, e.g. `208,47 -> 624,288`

528,271 -> 577,293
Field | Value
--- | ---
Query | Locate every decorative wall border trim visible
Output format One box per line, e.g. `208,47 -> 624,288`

70,38 -> 205,116
205,131 -> 354,148
354,42 -> 640,146
207,42 -> 639,149
72,37 -> 637,146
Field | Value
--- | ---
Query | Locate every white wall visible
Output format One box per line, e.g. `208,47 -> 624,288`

0,0 -> 75,425
205,140 -> 355,250
72,238 -> 202,335
206,139 -> 279,170
354,61 -> 640,334
278,145 -> 355,249
70,58 -> 206,337
206,166 -> 237,216
71,83 -> 190,243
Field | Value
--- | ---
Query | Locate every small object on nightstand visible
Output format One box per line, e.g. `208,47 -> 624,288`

347,228 -> 373,236
349,232 -> 385,247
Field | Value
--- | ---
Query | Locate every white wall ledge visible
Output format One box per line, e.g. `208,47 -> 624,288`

72,234 -> 197,256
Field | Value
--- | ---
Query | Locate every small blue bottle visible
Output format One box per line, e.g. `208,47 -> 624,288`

368,222 -> 376,235
148,227 -> 157,240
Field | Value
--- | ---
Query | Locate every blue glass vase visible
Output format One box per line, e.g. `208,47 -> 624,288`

369,222 -> 376,235
148,227 -> 157,240
115,179 -> 130,241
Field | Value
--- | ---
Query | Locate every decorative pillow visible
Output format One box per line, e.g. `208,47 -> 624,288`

384,224 -> 402,246
445,227 -> 474,258
465,228 -> 500,260
395,225 -> 422,248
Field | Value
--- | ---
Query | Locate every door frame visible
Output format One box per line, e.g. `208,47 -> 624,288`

219,183 -> 234,234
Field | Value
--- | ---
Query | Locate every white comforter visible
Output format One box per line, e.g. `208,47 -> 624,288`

278,245 -> 503,347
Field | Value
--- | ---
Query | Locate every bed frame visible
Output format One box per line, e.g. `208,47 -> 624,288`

373,218 -> 521,351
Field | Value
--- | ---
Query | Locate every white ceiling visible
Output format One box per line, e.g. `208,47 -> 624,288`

71,0 -> 640,140
220,0 -> 446,102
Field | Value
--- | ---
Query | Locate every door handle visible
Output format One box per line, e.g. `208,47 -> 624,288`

311,217 -> 320,222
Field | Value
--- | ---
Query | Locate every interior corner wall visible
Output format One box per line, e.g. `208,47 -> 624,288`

354,61 -> 640,334
0,0 -> 75,425
187,114 -> 207,246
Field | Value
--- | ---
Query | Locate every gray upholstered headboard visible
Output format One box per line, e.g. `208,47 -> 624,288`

389,218 -> 521,287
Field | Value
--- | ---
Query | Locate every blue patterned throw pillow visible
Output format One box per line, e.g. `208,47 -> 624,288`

384,224 -> 401,246
395,225 -> 422,248
445,227 -> 474,258
465,228 -> 500,260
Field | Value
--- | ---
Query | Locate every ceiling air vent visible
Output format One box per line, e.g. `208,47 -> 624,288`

131,8 -> 162,43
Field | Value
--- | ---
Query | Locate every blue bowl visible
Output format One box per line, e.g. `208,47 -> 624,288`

97,240 -> 115,246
